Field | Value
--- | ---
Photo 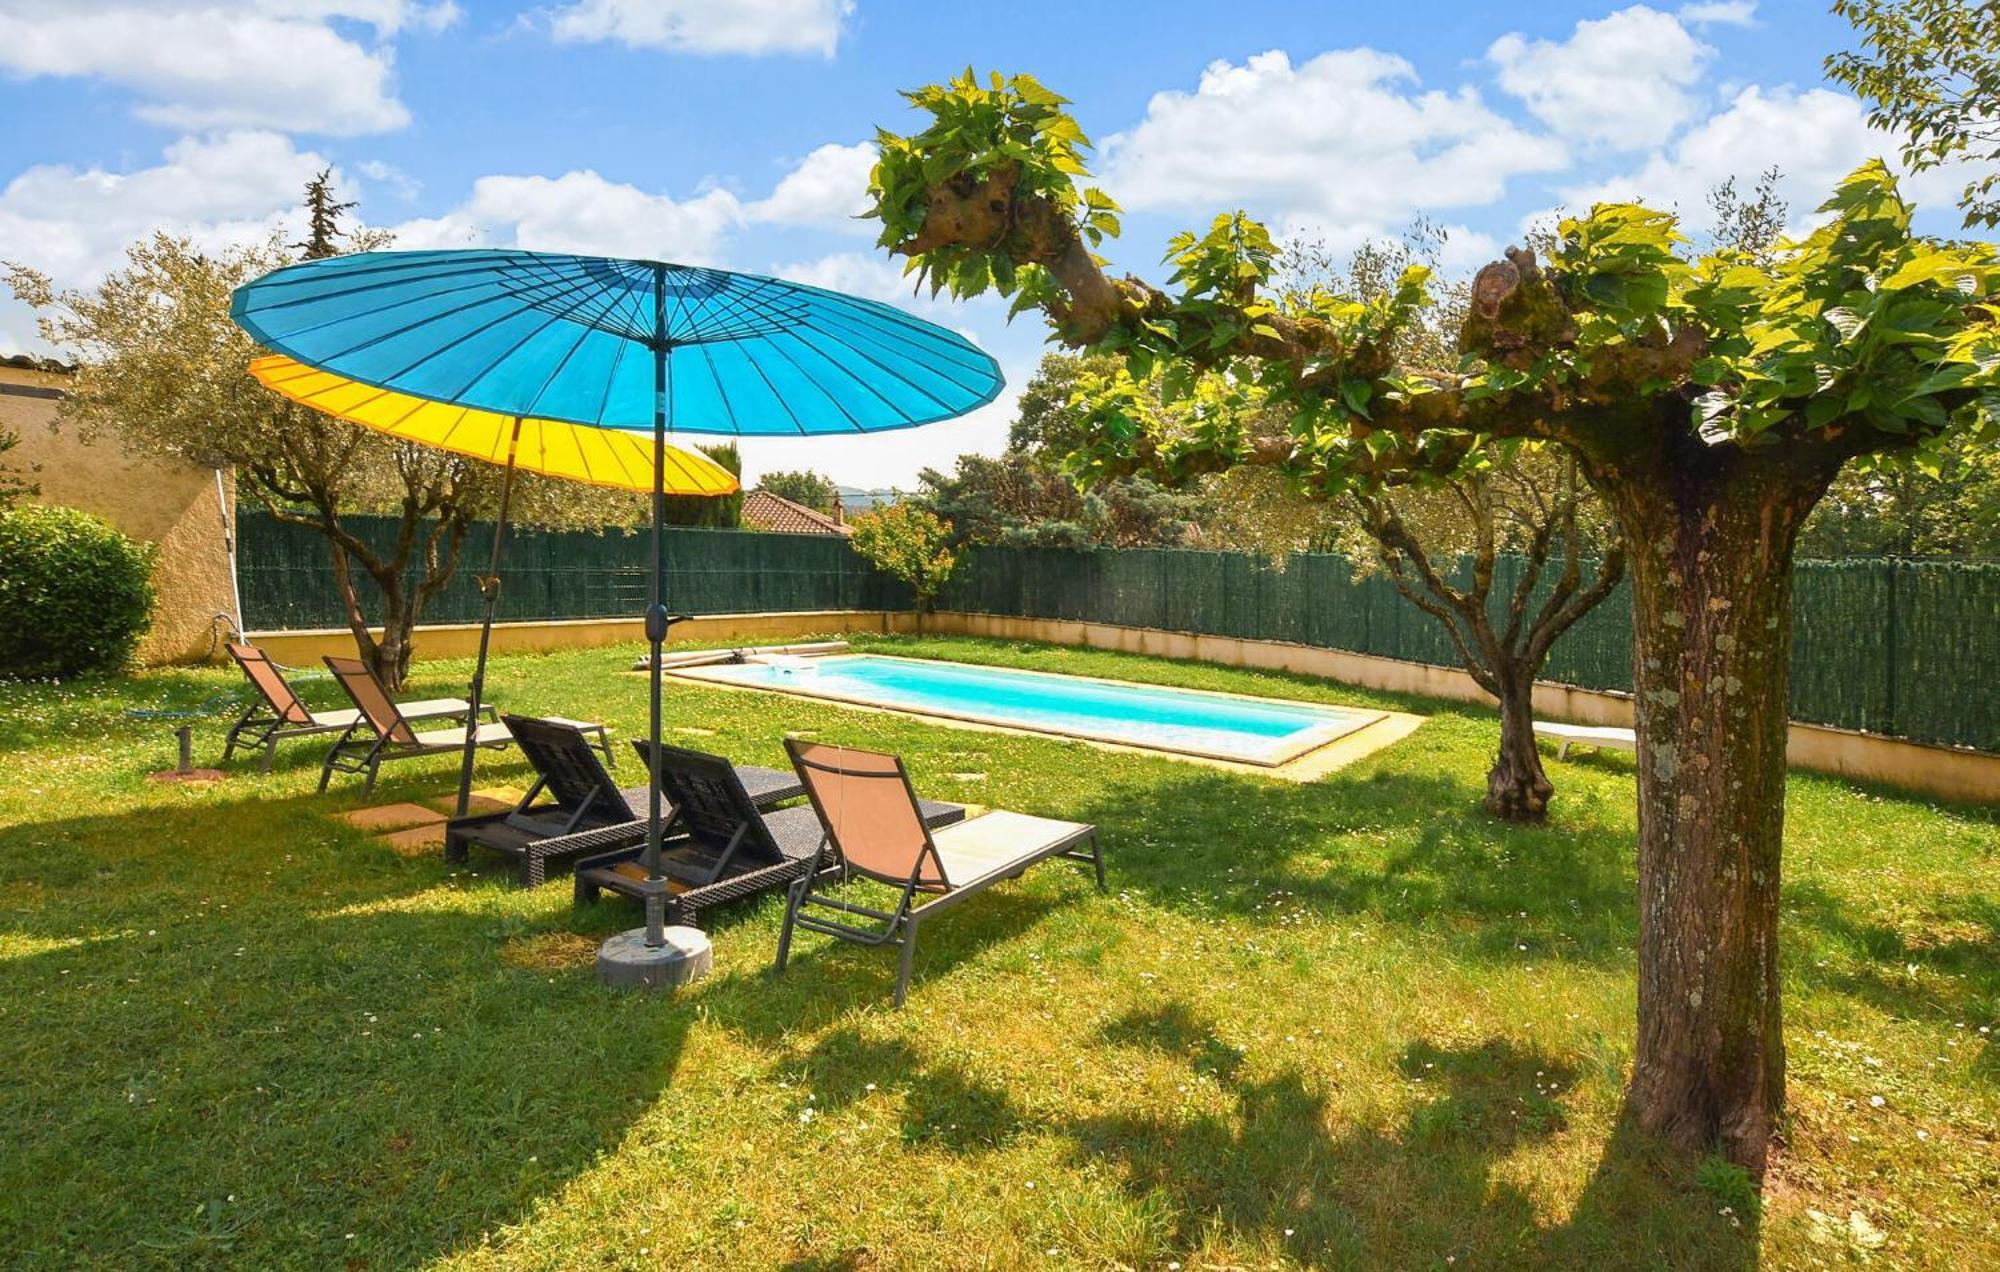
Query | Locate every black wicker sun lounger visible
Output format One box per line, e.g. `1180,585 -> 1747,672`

775,739 -> 1103,1008
444,716 -> 805,886
571,740 -> 966,931
221,642 -> 476,773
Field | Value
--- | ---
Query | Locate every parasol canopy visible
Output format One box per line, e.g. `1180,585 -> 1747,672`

231,249 -> 1002,437
233,247 -> 1001,967
249,354 -> 739,495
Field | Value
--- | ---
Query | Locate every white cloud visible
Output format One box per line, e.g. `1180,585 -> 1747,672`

354,159 -> 421,202
1100,49 -> 1567,241
768,250 -> 1003,336
738,385 -> 1023,489
1431,225 -> 1504,272
1488,6 -> 1714,150
387,171 -> 743,262
746,142 -> 876,232
771,251 -> 919,301
1678,1 -> 1757,27
0,1 -> 450,136
1553,85 -> 1975,237
732,251 -> 1021,486
546,0 -> 853,57
257,1 -> 461,36
385,140 -> 890,262
0,131 -> 328,285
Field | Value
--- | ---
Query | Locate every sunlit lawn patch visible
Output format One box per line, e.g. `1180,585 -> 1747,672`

0,635 -> 1992,1268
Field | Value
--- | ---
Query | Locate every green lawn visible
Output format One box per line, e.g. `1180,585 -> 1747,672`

0,634 -> 1993,1269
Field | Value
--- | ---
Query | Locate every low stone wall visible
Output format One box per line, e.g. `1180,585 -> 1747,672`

925,611 -> 2000,806
244,606 -> 1997,804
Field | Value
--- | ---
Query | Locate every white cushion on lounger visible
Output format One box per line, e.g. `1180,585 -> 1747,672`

412,721 -> 513,748
929,810 -> 1094,889
308,698 -> 468,729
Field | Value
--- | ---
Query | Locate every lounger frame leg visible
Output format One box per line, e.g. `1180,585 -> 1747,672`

774,877 -> 805,974
893,917 -> 919,1010
221,706 -> 252,764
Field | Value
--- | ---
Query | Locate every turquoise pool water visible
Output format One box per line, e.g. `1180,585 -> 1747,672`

676,654 -> 1379,765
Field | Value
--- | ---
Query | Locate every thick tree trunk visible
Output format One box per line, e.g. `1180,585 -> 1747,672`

1487,667 -> 1554,822
1605,444 -> 1838,1175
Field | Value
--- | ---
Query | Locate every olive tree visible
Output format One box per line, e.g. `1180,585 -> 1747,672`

1342,448 -> 1623,821
865,71 -> 2000,1172
6,234 -> 494,690
1293,231 -> 1626,822
8,224 -> 638,688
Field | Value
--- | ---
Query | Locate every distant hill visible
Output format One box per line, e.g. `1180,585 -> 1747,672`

836,487 -> 908,514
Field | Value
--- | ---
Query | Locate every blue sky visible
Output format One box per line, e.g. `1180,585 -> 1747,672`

0,0 -> 1966,485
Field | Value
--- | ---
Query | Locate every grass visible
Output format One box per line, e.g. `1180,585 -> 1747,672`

0,632 -> 1993,1269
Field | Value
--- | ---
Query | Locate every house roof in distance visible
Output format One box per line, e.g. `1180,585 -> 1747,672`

741,489 -> 851,536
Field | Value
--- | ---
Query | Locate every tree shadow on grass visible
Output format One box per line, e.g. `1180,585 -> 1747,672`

1785,879 -> 2000,1052
695,884 -> 1073,1031
1062,765 -> 1641,967
1072,1000 -> 1755,1268
767,1026 -> 1030,1154
0,794 -> 697,1269
0,798 -> 420,942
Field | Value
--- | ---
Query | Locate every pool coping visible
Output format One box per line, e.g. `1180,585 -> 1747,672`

665,652 -> 1418,777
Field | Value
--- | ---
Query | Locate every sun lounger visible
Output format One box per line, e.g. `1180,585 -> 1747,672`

318,656 -> 514,794
572,740 -> 966,930
1533,720 -> 1638,760
445,716 -> 805,886
221,642 -> 475,773
774,739 -> 1102,1008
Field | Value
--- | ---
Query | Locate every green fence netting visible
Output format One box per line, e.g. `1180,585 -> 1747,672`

938,546 -> 1999,754
237,511 -> 914,632
239,512 -> 1998,752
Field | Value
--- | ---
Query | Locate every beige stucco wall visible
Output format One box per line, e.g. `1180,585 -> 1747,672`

1,362 -> 237,665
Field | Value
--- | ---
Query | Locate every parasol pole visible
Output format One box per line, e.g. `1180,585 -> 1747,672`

454,415 -> 522,818
643,263 -> 670,947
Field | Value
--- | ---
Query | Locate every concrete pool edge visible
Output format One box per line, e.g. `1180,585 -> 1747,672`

664,653 -> 1426,780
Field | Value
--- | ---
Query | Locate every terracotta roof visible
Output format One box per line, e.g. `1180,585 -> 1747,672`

0,353 -> 75,374
741,489 -> 851,536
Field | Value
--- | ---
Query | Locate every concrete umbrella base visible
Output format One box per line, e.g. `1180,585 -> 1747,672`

596,925 -> 713,991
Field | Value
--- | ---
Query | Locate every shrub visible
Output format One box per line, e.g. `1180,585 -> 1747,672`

850,503 -> 956,614
0,504 -> 156,678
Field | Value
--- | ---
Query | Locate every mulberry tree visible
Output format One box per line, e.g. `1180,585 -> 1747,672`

865,72 -> 2000,1172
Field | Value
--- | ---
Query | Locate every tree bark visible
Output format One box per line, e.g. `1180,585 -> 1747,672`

374,589 -> 411,692
1601,434 -> 1840,1175
326,538 -> 387,683
1488,665 -> 1554,821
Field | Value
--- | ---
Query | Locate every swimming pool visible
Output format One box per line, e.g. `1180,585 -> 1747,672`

671,654 -> 1383,766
